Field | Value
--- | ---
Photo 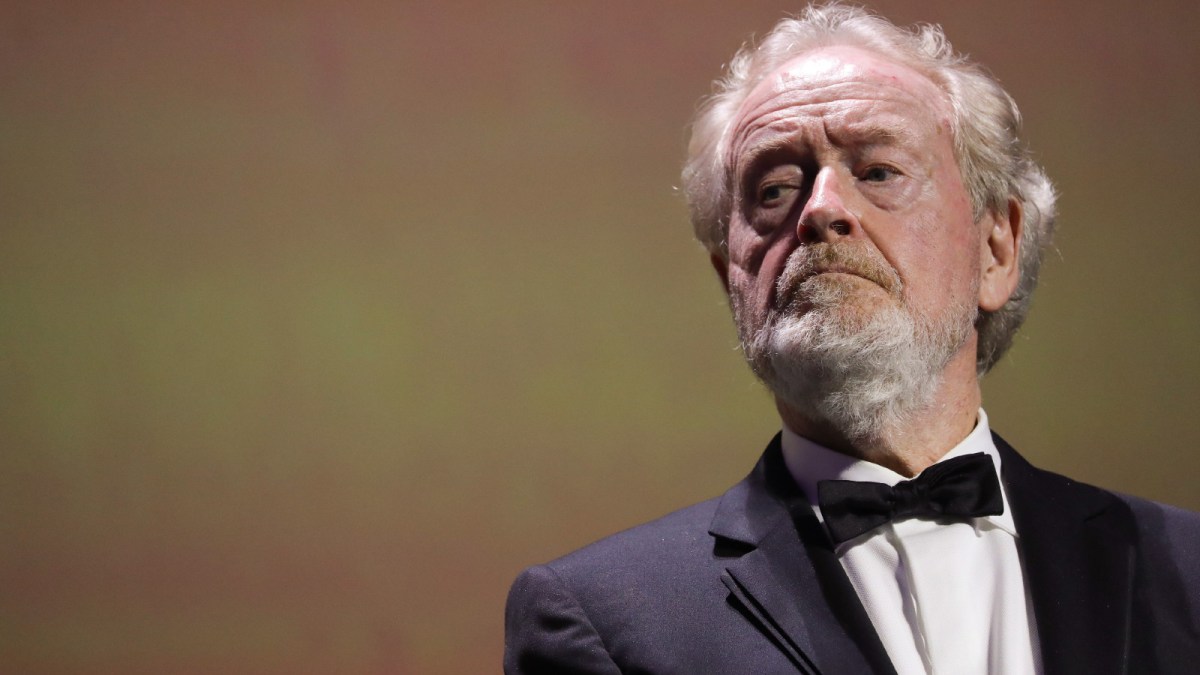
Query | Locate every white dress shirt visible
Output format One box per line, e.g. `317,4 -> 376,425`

780,409 -> 1042,675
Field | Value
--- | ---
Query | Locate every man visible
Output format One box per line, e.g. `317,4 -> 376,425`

505,5 -> 1200,674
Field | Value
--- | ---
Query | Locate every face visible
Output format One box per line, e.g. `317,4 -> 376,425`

721,46 -> 993,436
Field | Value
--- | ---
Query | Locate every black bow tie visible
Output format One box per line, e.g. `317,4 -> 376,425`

816,453 -> 1004,545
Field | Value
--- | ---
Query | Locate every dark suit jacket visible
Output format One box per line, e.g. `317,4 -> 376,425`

505,434 -> 1200,674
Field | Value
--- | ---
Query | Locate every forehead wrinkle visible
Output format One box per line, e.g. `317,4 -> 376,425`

732,111 -> 920,178
727,61 -> 953,186
731,82 -> 937,146
730,79 -> 880,151
758,75 -> 941,116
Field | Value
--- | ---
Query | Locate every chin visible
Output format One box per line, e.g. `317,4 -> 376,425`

743,292 -> 972,443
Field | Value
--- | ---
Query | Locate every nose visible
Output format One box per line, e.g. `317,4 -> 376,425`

798,168 -> 861,244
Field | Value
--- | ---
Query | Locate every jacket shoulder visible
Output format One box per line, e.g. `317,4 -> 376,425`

1118,492 -> 1200,537
1115,492 -> 1200,585
504,497 -> 730,674
547,497 -> 722,575
1116,493 -> 1200,660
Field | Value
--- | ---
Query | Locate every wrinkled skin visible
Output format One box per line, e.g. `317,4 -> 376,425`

713,46 -> 1021,474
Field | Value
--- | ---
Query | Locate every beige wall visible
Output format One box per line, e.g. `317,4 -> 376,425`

3,1 -> 1198,672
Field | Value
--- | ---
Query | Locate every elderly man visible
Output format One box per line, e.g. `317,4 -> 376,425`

505,5 -> 1200,674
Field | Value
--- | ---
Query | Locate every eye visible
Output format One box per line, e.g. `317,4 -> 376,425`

860,165 -> 898,182
758,183 -> 797,206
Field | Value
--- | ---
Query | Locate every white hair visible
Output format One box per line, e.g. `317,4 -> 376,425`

681,2 -> 1056,373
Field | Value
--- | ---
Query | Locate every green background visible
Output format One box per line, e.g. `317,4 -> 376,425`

3,1 -> 1198,672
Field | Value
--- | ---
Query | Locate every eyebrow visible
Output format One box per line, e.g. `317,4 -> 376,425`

735,139 -> 795,173
735,121 -> 918,174
729,142 -> 799,196
831,121 -> 917,149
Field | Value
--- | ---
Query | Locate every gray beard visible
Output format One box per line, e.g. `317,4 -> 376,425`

735,257 -> 975,444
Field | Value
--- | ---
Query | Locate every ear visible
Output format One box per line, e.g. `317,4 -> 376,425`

711,253 -> 731,295
978,197 -> 1022,313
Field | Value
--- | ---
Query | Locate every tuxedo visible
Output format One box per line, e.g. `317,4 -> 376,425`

504,434 -> 1200,674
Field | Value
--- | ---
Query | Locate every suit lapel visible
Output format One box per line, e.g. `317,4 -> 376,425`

710,436 -> 896,675
711,432 -> 1140,673
995,434 -> 1137,675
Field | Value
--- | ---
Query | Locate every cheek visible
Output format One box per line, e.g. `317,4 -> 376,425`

728,222 -> 774,284
726,264 -> 754,296
727,249 -> 790,330
758,243 -> 793,295
892,209 -> 980,305
727,210 -> 802,311
726,266 -> 765,331
726,213 -> 763,259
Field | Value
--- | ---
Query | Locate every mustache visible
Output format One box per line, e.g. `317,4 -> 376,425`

775,243 -> 903,308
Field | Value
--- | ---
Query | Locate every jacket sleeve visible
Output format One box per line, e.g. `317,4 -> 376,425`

504,564 -> 622,675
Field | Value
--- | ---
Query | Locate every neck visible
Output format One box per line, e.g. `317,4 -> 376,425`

776,349 -> 983,477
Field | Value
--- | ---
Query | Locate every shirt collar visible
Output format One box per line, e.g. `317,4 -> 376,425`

780,409 -> 1018,537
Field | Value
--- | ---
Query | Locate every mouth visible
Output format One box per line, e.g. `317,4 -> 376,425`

808,265 -> 873,281
774,247 -> 902,312
778,267 -> 878,308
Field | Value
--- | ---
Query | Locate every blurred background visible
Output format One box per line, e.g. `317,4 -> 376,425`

2,1 -> 1198,672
